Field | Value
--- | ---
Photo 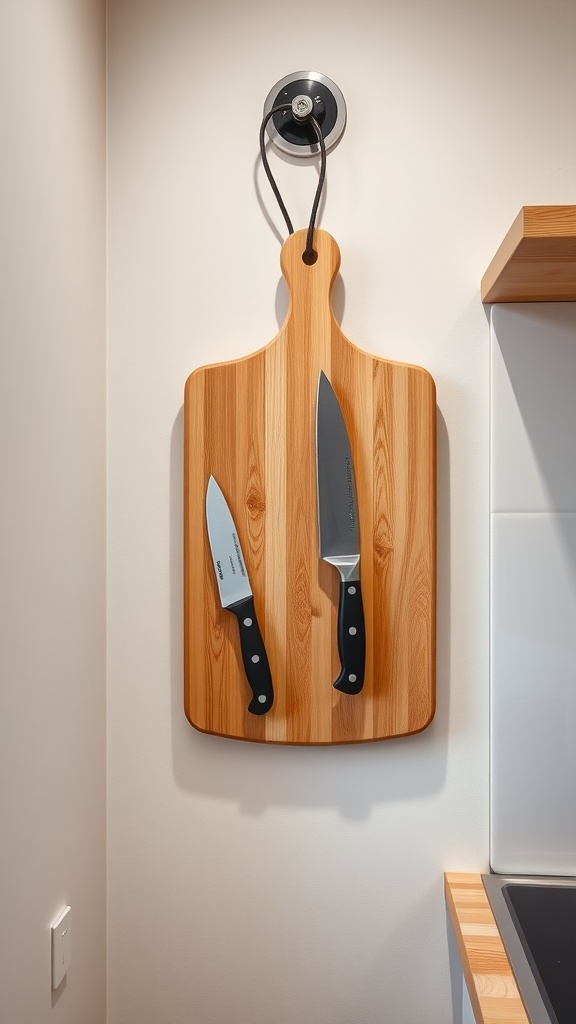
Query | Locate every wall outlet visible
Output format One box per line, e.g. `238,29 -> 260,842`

51,906 -> 72,990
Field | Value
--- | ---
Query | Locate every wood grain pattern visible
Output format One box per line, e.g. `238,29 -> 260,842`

445,873 -> 530,1024
184,229 -> 436,743
481,205 -> 576,302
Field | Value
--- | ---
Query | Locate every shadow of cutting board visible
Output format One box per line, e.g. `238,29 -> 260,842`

184,229 -> 436,744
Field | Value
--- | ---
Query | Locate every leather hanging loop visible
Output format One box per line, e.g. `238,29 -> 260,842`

259,102 -> 327,264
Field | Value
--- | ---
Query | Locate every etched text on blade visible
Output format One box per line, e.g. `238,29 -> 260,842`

206,477 -> 252,608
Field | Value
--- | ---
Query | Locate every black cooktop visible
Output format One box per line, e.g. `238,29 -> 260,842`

502,884 -> 576,1024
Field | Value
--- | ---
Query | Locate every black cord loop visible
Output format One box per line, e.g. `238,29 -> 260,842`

259,104 -> 327,263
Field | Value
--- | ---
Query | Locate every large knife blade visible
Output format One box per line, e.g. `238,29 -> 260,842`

316,371 -> 366,694
205,476 -> 274,715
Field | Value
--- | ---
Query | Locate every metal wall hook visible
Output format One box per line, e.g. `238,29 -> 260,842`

263,72 -> 346,157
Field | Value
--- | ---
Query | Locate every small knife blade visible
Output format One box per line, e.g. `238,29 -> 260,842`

205,476 -> 274,715
316,371 -> 366,694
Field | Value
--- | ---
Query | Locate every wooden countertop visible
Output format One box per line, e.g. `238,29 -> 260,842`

444,873 -> 529,1024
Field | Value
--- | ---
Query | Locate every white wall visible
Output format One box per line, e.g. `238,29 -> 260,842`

106,2 -> 576,1022
0,2 -> 106,1022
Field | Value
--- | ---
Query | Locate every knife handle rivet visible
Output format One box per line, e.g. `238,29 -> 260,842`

243,617 -> 253,626
349,626 -> 357,635
348,585 -> 356,594
251,654 -> 260,663
258,694 -> 267,703
348,674 -> 357,683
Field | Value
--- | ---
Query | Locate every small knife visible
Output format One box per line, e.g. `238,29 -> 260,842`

316,371 -> 366,694
205,476 -> 274,715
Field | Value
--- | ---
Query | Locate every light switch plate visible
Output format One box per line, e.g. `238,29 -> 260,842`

51,906 -> 72,990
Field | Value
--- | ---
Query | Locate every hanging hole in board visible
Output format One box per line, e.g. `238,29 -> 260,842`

302,249 -> 318,266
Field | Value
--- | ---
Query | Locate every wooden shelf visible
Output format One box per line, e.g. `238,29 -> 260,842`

481,205 -> 576,303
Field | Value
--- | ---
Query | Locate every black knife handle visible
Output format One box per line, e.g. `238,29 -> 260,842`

228,596 -> 274,715
333,580 -> 366,695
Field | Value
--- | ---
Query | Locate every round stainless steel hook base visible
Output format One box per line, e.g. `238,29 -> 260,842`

263,72 -> 346,158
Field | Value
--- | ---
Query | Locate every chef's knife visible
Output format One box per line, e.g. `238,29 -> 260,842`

316,371 -> 366,694
205,476 -> 274,715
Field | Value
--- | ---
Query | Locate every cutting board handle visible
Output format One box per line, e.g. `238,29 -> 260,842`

279,229 -> 342,339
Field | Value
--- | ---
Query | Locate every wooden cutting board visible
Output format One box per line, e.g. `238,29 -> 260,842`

184,229 -> 436,744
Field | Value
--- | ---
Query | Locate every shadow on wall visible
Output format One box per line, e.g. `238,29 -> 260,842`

495,304 -> 576,510
494,302 -> 576,574
169,398 -> 451,820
